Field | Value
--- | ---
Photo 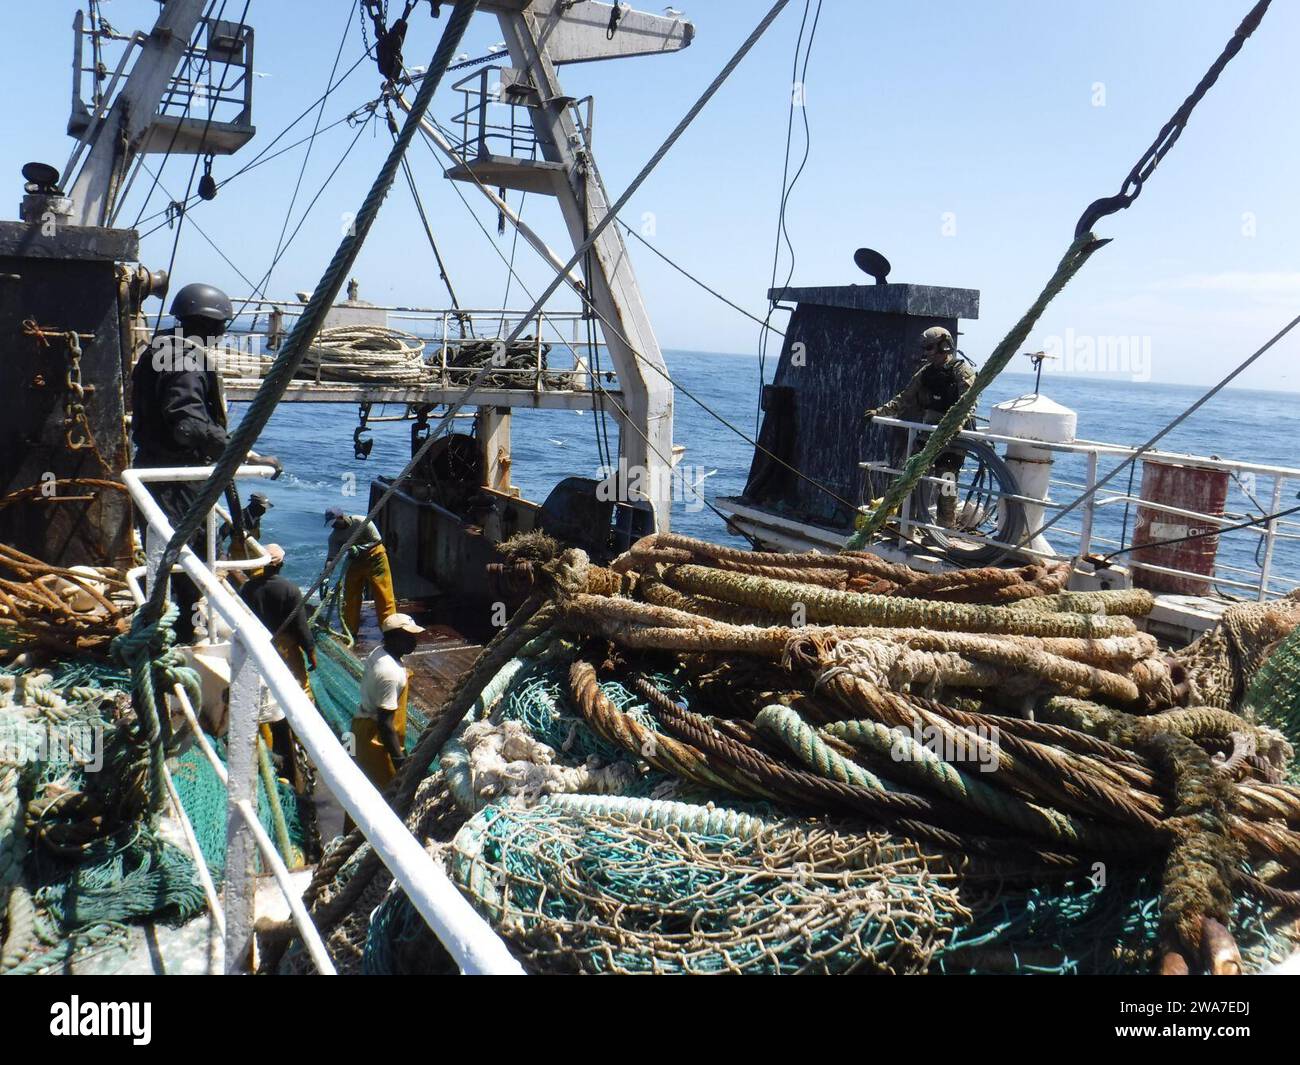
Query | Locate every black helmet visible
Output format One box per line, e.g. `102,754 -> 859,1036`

170,283 -> 233,328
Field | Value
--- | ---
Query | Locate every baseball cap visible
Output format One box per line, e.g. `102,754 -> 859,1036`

324,506 -> 348,525
380,612 -> 425,635
264,543 -> 286,566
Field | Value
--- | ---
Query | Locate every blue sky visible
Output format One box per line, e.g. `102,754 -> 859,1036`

6,1 -> 1300,391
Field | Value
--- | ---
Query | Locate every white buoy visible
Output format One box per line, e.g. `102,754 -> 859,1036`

988,393 -> 1077,557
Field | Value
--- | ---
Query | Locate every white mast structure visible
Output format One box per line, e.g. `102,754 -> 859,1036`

65,1 -> 255,228
455,1 -> 692,531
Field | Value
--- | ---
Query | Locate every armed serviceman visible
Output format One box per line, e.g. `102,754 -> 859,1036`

131,283 -> 281,641
324,506 -> 397,637
863,326 -> 975,528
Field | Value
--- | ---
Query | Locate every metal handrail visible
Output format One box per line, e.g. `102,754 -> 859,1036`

864,416 -> 1299,601
123,464 -> 523,975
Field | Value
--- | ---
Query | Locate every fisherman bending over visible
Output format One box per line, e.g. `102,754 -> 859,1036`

239,543 -> 313,790
325,506 -> 397,636
864,326 -> 975,529
131,283 -> 281,641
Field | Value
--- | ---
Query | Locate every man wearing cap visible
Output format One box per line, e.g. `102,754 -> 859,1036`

238,544 -> 314,790
353,611 -> 423,792
325,508 -> 397,636
863,326 -> 976,528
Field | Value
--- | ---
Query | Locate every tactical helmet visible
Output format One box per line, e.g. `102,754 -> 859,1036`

920,326 -> 954,355
170,283 -> 233,329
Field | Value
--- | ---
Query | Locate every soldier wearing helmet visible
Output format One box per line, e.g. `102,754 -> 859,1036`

130,283 -> 281,640
864,327 -> 974,427
863,326 -> 976,528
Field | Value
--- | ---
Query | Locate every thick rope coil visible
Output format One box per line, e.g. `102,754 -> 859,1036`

822,718 -> 1152,852
1146,731 -> 1243,961
795,632 -> 1141,704
0,766 -> 28,895
110,602 -> 201,813
662,564 -> 1137,638
0,884 -> 36,972
1007,588 -> 1155,617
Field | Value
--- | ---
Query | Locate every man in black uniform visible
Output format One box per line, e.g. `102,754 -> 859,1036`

131,283 -> 280,640
864,326 -> 976,528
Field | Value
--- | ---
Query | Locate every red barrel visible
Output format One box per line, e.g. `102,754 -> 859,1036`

1131,461 -> 1229,595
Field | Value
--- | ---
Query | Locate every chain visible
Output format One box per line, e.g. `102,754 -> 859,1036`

62,332 -> 94,453
22,320 -> 112,468
1074,0 -> 1271,238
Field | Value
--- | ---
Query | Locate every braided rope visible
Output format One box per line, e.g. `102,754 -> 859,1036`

662,564 -> 1136,638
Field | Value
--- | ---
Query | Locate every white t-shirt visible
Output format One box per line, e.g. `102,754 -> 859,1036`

358,645 -> 407,720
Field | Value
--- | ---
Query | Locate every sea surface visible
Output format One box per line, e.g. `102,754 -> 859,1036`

230,354 -> 1300,598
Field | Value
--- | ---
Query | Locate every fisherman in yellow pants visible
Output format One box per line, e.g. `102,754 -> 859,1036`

325,507 -> 397,637
347,613 -> 423,822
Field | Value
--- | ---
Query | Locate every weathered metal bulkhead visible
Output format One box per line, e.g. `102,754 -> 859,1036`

742,281 -> 979,529
0,221 -> 141,566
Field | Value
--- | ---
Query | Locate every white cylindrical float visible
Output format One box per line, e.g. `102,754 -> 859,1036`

987,393 -> 1077,557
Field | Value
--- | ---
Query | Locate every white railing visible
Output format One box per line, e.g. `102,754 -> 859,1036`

123,464 -> 523,975
864,418 -> 1300,602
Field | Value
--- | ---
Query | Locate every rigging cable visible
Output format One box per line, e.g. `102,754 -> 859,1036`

486,1 -> 794,357
135,104 -> 376,239
139,0 -> 481,629
128,0 -> 224,230
498,191 -> 528,338
402,125 -> 767,539
855,0 -> 1276,549
756,0 -> 823,432
149,1 -> 252,333
578,174 -> 615,474
1074,0 -> 1271,238
235,111 -> 379,316
245,3 -> 359,325
408,92 -> 858,514
1016,308 -> 1300,551
291,1 -> 801,612
383,100 -> 468,321
133,52 -> 377,231
616,219 -> 785,337
135,158 -> 261,294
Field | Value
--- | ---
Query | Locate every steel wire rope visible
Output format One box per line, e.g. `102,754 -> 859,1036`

756,0 -> 822,433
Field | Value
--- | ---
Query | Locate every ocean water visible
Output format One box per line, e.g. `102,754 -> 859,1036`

229,354 -> 1300,597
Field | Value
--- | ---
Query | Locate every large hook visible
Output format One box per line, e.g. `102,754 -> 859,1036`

354,402 -> 374,460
